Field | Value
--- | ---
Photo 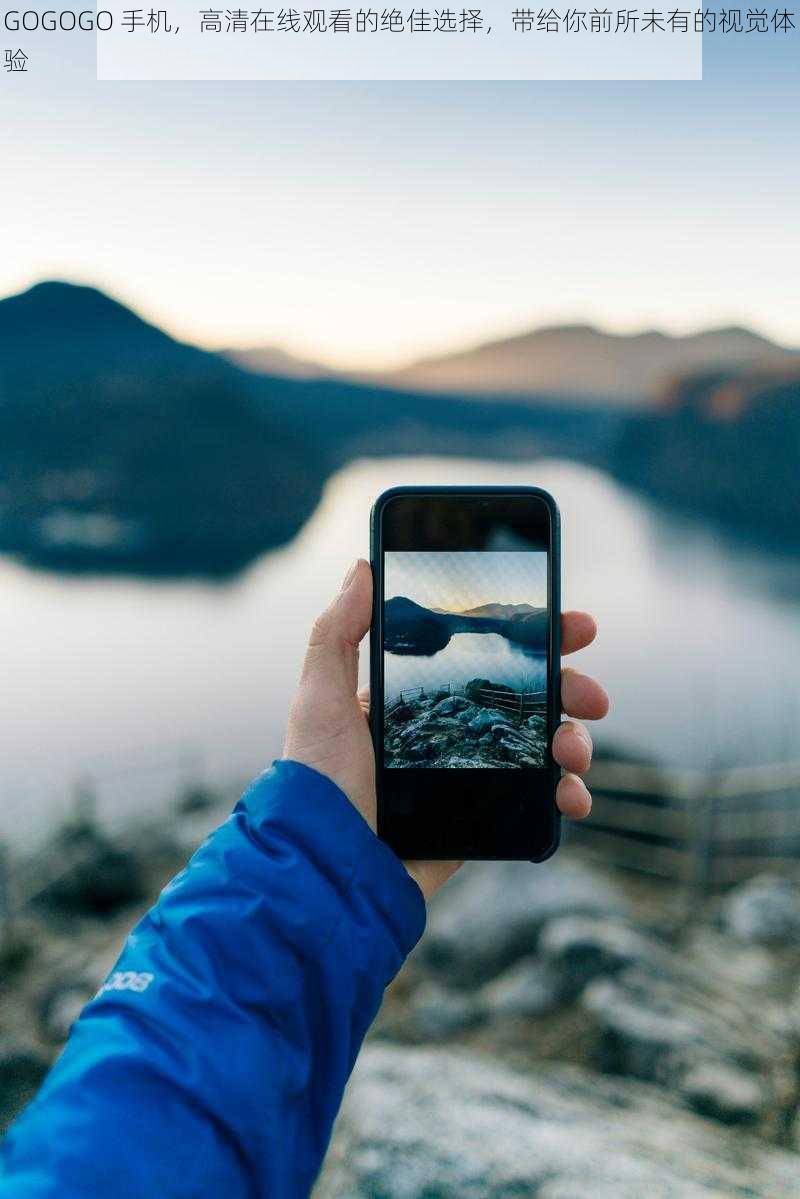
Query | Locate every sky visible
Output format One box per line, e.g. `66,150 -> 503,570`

386,551 -> 548,611
1,31 -> 798,369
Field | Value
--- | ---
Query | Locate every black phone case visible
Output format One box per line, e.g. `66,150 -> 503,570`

369,484 -> 561,863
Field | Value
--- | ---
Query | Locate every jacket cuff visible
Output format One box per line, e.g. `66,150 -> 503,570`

238,759 -> 427,962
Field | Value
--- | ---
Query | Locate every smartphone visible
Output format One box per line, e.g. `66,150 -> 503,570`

370,486 -> 561,862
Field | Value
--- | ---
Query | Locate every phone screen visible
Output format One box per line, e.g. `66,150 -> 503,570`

383,550 -> 548,770
373,490 -> 559,861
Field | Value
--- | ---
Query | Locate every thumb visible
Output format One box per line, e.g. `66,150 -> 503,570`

300,559 -> 373,694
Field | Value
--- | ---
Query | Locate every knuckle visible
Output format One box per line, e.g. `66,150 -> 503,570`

309,610 -> 332,647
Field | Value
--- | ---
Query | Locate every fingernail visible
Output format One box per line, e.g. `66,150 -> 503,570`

341,559 -> 359,591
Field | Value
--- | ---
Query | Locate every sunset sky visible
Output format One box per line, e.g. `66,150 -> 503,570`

2,32 -> 798,369
386,552 -> 548,613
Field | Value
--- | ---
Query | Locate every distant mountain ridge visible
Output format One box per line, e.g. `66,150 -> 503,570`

456,602 -> 540,619
0,281 -> 621,575
0,279 -> 797,576
376,323 -> 798,405
223,344 -> 336,380
384,596 -> 547,656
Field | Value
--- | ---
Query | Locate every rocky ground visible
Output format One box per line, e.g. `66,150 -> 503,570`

0,785 -> 236,1133
3,790 -> 800,1196
317,859 -> 800,1197
385,685 -> 547,769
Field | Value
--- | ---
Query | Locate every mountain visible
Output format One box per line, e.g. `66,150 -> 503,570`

457,603 -> 540,619
2,280 -> 796,578
384,596 -> 547,656
0,281 -> 325,576
0,282 -> 627,576
613,365 -> 800,548
380,324 -> 798,406
222,344 -> 334,380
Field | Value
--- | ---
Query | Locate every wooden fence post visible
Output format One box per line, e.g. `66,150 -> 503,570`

684,778 -> 719,908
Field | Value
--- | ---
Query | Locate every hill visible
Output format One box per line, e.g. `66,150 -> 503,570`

222,344 -> 334,380
0,282 -> 623,576
384,596 -> 547,656
380,323 -> 798,406
613,365 -> 800,546
1,280 -> 796,576
0,282 -> 324,576
457,603 -> 541,619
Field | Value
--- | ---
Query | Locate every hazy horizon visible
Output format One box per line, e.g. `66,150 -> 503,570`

386,552 -> 548,616
5,276 -> 799,377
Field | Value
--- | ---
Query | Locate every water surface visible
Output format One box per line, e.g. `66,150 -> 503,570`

2,455 -> 798,846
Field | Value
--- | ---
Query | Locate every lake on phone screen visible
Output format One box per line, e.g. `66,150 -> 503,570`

2,456 -> 799,846
384,634 -> 547,701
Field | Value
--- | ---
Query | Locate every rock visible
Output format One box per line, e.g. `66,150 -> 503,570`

175,784 -> 218,815
385,685 -> 543,770
316,1045 -> 800,1198
583,975 -> 699,1083
680,1062 -> 767,1126
465,677 -> 515,703
479,956 -> 563,1019
407,981 -> 484,1040
686,928 -> 778,992
466,708 -> 507,736
791,1108 -> 800,1152
32,822 -> 146,917
38,977 -> 97,1043
0,1040 -> 49,1131
404,740 -> 434,761
433,695 -> 473,717
581,962 -> 795,1137
389,702 -> 416,724
419,857 -> 627,987
719,873 -> 800,945
539,915 -> 670,997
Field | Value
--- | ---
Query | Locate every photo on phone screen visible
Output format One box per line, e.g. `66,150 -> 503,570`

383,550 -> 548,770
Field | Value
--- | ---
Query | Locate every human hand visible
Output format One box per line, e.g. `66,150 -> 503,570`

283,559 -> 609,902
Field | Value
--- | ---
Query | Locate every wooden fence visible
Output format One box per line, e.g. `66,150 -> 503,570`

4,750 -> 799,925
570,758 -> 800,890
390,681 -> 546,726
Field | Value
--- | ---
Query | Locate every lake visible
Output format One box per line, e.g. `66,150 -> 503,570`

385,633 -> 546,702
2,455 -> 799,847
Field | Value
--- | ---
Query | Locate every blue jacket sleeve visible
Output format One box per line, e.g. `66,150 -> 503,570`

0,760 -> 426,1198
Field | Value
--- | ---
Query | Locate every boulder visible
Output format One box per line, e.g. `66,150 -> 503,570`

679,1061 -> 767,1127
719,873 -> 800,945
539,915 -> 671,997
433,695 -> 473,717
583,974 -> 699,1083
581,963 -> 795,1135
419,857 -> 627,987
407,981 -> 484,1040
389,702 -> 416,724
404,740 -> 435,762
32,823 -> 146,917
465,677 -> 514,702
466,709 -> 507,737
316,1045 -> 800,1198
0,1040 -> 49,1132
38,977 -> 98,1044
479,956 -> 563,1020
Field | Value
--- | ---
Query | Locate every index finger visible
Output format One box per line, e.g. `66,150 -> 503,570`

561,611 -> 597,656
